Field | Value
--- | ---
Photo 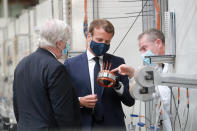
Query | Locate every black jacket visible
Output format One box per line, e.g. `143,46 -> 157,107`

13,48 -> 81,131
64,52 -> 135,131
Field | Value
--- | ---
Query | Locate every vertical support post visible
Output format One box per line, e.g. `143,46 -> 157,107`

3,0 -> 8,19
164,12 -> 176,55
93,0 -> 99,19
28,10 -> 32,54
51,0 -> 54,18
2,28 -> 7,76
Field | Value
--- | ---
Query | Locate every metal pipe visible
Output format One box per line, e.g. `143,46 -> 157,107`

3,0 -> 8,19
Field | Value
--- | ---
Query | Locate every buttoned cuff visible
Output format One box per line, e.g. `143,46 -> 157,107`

78,97 -> 83,108
114,82 -> 124,95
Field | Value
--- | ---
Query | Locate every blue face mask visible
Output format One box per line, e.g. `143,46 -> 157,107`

62,43 -> 69,56
90,40 -> 110,56
141,50 -> 154,65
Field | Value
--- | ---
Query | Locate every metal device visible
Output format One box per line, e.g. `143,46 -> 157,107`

97,70 -> 116,88
130,65 -> 197,101
130,81 -> 155,101
134,66 -> 197,89
97,61 -> 116,88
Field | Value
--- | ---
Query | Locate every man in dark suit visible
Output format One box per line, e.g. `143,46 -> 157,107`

64,19 -> 135,131
13,19 -> 81,131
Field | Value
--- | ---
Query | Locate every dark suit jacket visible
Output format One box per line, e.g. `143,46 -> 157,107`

64,52 -> 135,131
13,48 -> 81,131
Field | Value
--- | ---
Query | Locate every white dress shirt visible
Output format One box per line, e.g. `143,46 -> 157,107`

153,63 -> 172,131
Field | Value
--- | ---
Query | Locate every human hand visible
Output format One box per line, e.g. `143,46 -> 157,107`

111,64 -> 135,78
79,94 -> 98,108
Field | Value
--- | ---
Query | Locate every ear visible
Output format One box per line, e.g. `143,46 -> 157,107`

87,33 -> 92,43
56,41 -> 62,49
155,39 -> 163,48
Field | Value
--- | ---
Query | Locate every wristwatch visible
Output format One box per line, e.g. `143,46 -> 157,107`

114,80 -> 123,90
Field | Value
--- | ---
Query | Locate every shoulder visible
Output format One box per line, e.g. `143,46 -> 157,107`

64,52 -> 86,65
33,49 -> 63,72
105,53 -> 125,62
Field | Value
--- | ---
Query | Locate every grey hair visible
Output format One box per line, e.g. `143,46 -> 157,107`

138,28 -> 165,45
38,19 -> 70,47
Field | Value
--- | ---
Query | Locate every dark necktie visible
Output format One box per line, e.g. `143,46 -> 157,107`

93,57 -> 104,122
93,57 -> 102,99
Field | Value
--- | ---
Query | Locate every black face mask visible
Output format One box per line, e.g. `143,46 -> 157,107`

90,40 -> 110,56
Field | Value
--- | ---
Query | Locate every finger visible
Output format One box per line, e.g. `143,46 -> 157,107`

110,67 -> 119,73
86,103 -> 96,108
87,105 -> 95,108
86,99 -> 98,103
86,95 -> 97,100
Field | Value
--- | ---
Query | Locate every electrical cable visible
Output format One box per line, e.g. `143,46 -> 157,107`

125,10 -> 154,14
173,87 -> 180,131
171,88 -> 182,130
169,87 -> 174,131
170,88 -> 174,131
112,0 -> 149,54
105,15 -> 154,20
139,100 -> 142,122
154,0 -> 160,30
149,101 -> 152,125
119,0 -> 152,2
130,114 -> 152,124
183,88 -> 189,131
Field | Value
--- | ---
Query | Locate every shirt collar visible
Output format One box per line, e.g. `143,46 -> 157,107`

87,49 -> 103,61
48,50 -> 57,58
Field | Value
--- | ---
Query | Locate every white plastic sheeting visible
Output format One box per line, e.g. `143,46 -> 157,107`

169,0 -> 197,131
0,0 -> 65,125
2,0 -> 197,130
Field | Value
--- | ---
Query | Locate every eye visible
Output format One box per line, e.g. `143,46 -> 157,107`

105,40 -> 111,44
97,38 -> 103,42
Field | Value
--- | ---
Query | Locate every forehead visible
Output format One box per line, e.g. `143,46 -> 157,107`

93,27 -> 113,40
139,35 -> 151,47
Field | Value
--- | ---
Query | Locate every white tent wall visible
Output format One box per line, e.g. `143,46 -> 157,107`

16,12 -> 30,62
53,0 -> 60,19
169,0 -> 197,131
71,0 -> 87,51
72,0 -> 144,130
0,30 -> 3,76
35,0 -> 52,26
29,9 -> 37,52
7,21 -> 15,74
18,12 -> 29,35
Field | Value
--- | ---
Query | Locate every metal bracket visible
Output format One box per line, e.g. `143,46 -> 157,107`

145,55 -> 175,64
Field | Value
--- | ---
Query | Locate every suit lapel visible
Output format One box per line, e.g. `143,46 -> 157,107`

81,52 -> 92,94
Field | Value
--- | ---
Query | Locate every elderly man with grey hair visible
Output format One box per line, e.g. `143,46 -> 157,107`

13,19 -> 81,131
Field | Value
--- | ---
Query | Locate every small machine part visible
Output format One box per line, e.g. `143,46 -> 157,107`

128,122 -> 136,131
129,81 -> 155,101
97,61 -> 116,88
139,87 -> 149,94
134,66 -> 156,88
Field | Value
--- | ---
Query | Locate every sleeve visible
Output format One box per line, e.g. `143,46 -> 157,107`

113,82 -> 124,95
47,64 -> 81,129
117,59 -> 135,107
